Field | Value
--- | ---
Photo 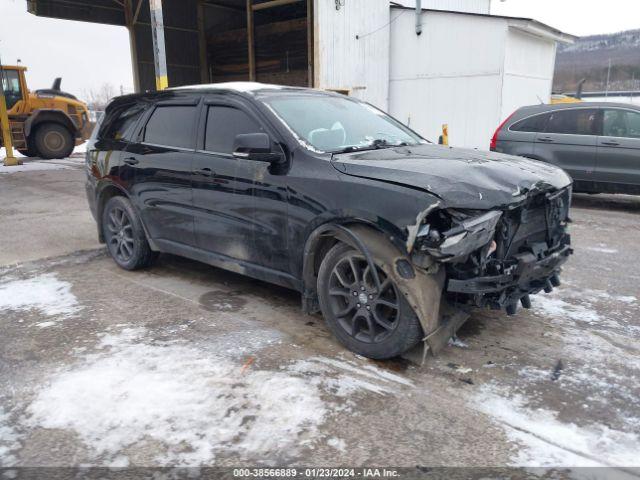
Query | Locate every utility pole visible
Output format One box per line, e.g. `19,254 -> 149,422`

0,55 -> 20,166
149,0 -> 168,90
605,58 -> 611,98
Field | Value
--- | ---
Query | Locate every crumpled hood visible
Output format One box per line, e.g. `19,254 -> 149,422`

332,144 -> 572,209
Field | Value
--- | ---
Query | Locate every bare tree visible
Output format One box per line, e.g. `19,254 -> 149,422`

82,83 -> 117,111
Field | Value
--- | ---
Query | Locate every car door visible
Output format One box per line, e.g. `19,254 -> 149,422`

125,98 -> 200,247
596,107 -> 640,192
191,97 -> 289,272
533,108 -> 600,184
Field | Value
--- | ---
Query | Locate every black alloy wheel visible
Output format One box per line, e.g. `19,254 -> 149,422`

318,243 -> 423,359
102,196 -> 157,270
328,254 -> 400,343
105,205 -> 135,263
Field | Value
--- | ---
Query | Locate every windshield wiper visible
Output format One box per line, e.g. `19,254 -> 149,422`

332,139 -> 409,154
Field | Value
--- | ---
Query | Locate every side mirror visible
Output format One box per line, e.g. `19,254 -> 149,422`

233,133 -> 283,163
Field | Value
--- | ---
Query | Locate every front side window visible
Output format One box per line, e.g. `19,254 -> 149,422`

546,109 -> 599,136
204,106 -> 264,154
603,109 -> 640,139
143,105 -> 198,149
1,69 -> 23,110
261,94 -> 424,153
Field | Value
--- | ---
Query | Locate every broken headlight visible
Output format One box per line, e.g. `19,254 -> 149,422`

415,209 -> 502,262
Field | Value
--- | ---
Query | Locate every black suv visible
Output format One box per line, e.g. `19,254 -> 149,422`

86,83 -> 573,360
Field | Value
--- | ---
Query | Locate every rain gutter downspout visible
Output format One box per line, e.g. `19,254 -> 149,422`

415,0 -> 422,35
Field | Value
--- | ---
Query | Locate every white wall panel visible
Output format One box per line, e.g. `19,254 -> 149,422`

501,28 -> 556,119
315,0 -> 390,109
390,75 -> 501,149
389,10 -> 505,149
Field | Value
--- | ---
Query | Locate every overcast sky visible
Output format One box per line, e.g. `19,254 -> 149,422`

0,0 -> 639,100
491,0 -> 640,36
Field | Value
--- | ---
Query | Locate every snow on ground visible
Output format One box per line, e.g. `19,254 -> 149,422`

0,145 -> 85,174
474,282 -> 640,467
475,385 -> 640,467
23,327 -> 414,466
0,407 -> 20,467
0,273 -> 81,320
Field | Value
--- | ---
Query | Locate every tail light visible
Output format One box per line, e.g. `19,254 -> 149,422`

490,111 -> 516,151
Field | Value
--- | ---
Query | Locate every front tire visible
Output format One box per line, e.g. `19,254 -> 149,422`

33,122 -> 74,159
317,243 -> 423,359
102,196 -> 157,270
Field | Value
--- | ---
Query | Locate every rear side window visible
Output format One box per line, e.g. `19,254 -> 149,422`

204,106 -> 263,154
510,113 -> 549,133
603,109 -> 640,139
143,105 -> 198,149
100,103 -> 146,141
546,109 -> 599,136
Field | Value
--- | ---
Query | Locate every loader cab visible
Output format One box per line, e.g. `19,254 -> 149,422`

0,66 -> 27,113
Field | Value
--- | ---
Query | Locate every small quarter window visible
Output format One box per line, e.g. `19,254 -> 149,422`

143,105 -> 198,149
204,106 -> 264,154
101,103 -> 146,141
510,113 -> 549,133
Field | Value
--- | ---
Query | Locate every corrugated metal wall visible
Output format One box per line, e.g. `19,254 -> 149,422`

315,0 -> 391,109
501,28 -> 556,120
389,10 -> 506,149
388,10 -> 559,150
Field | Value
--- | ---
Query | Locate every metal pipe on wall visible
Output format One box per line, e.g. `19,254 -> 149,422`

415,0 -> 422,35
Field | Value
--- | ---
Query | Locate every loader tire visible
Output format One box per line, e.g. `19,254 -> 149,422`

33,122 -> 74,159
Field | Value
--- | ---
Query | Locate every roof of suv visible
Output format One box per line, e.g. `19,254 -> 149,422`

507,101 -> 640,124
106,82 -> 336,112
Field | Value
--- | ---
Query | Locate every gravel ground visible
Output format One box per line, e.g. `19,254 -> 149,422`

0,158 -> 639,474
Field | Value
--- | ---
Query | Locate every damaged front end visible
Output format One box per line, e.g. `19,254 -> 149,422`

410,186 -> 573,315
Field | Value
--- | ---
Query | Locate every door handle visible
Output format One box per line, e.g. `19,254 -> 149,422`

194,167 -> 214,177
123,157 -> 139,166
538,136 -> 554,143
601,140 -> 620,146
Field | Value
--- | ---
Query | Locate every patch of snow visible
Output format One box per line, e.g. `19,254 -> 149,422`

26,330 -> 326,465
585,246 -> 618,254
475,385 -> 640,468
534,295 -> 601,324
327,437 -> 346,452
448,336 -> 469,348
0,273 -> 81,318
34,321 -> 56,329
25,330 -> 412,466
0,407 -> 20,467
0,161 -> 72,174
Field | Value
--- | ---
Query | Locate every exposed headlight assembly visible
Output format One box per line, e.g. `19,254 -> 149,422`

416,210 -> 502,262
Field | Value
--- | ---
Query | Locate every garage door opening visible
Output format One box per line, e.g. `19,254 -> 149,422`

205,0 -> 313,87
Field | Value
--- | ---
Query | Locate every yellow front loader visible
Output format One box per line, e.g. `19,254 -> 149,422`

0,65 -> 92,159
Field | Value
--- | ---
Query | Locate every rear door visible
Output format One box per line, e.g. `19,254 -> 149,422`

596,108 -> 640,192
533,108 -> 600,183
126,99 -> 201,247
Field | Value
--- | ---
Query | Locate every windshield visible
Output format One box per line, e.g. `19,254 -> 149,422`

261,94 -> 425,153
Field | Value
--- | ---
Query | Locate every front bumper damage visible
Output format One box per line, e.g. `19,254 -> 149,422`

411,186 -> 573,315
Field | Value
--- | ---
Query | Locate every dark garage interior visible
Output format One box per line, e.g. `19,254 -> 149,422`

26,0 -> 314,92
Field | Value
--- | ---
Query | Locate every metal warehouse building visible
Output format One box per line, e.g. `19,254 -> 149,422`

26,0 -> 574,149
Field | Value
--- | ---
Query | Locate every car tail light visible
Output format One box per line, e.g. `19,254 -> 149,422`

490,111 -> 516,151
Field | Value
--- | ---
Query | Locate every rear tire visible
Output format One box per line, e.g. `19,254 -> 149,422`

102,196 -> 157,270
33,122 -> 74,159
317,243 -> 423,359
